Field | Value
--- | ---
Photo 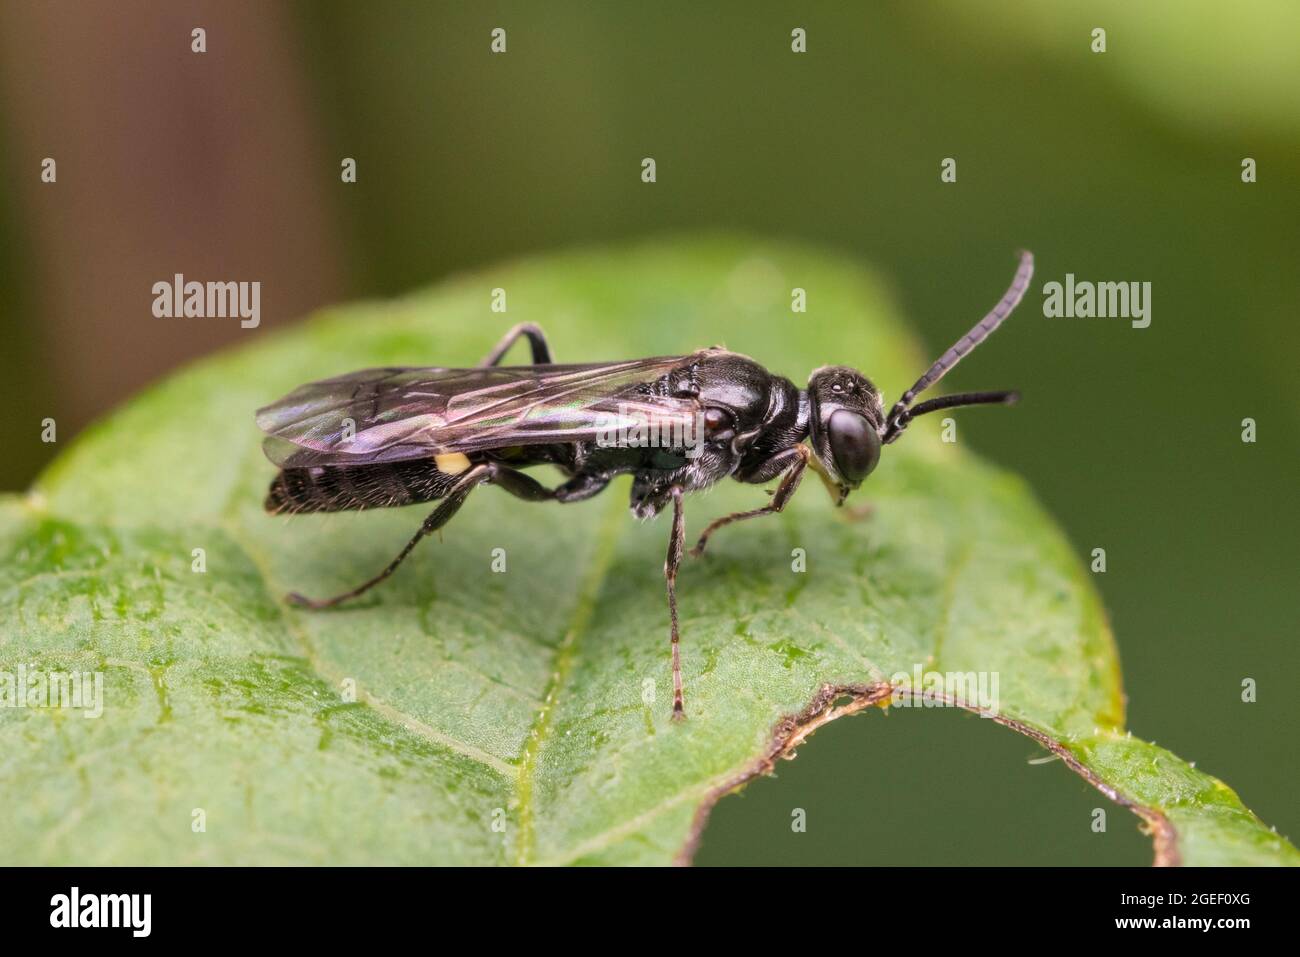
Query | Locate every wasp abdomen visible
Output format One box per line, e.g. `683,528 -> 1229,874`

265,459 -> 460,514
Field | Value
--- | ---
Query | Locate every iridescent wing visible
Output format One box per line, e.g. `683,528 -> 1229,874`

256,353 -> 708,467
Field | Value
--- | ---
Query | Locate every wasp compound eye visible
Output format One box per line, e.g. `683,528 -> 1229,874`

827,409 -> 880,484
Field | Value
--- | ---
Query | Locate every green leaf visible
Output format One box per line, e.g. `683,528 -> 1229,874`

2,237 -> 1293,865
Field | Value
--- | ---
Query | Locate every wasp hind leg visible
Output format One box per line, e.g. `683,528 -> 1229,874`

478,322 -> 553,366
286,463 -> 557,609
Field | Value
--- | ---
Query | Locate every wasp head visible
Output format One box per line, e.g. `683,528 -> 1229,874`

806,366 -> 884,501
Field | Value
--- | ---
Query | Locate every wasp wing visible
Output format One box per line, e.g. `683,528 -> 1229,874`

256,354 -> 707,467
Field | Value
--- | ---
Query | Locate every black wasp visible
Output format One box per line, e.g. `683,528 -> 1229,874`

258,251 -> 1034,718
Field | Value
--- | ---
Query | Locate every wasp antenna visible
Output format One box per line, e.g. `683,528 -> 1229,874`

887,250 -> 1034,427
883,390 -> 1020,443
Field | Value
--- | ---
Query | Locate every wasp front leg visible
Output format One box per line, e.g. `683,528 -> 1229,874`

838,501 -> 875,522
805,455 -> 874,522
689,446 -> 809,558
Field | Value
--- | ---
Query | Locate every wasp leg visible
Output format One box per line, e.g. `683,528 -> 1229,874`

665,486 -> 688,719
839,501 -> 875,522
488,464 -> 558,502
553,472 -> 610,503
689,446 -> 808,558
478,322 -> 553,367
489,463 -> 611,506
286,463 -> 567,609
286,465 -> 490,608
803,457 -> 875,521
804,457 -> 868,519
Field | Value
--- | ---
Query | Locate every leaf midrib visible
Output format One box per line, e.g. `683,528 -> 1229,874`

513,489 -> 629,865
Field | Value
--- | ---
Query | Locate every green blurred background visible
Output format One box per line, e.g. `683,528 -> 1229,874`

1,1 -> 1295,865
